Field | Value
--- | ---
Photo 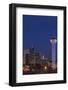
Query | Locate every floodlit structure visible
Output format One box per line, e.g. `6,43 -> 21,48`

50,37 -> 57,65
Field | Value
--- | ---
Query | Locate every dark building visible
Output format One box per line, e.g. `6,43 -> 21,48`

23,48 -> 30,64
23,48 -> 50,65
25,53 -> 40,64
24,48 -> 40,64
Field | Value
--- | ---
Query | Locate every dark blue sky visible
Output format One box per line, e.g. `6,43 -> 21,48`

23,15 -> 57,59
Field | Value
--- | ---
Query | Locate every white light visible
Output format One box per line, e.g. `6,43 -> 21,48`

50,39 -> 57,43
44,66 -> 47,70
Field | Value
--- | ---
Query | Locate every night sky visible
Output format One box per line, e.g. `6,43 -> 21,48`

23,15 -> 57,59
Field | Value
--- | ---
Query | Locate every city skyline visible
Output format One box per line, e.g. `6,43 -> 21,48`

23,15 -> 57,59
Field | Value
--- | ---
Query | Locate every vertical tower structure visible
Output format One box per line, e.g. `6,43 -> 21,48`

50,37 -> 57,65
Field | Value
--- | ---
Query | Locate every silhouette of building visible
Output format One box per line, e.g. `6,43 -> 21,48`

23,48 -> 50,65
